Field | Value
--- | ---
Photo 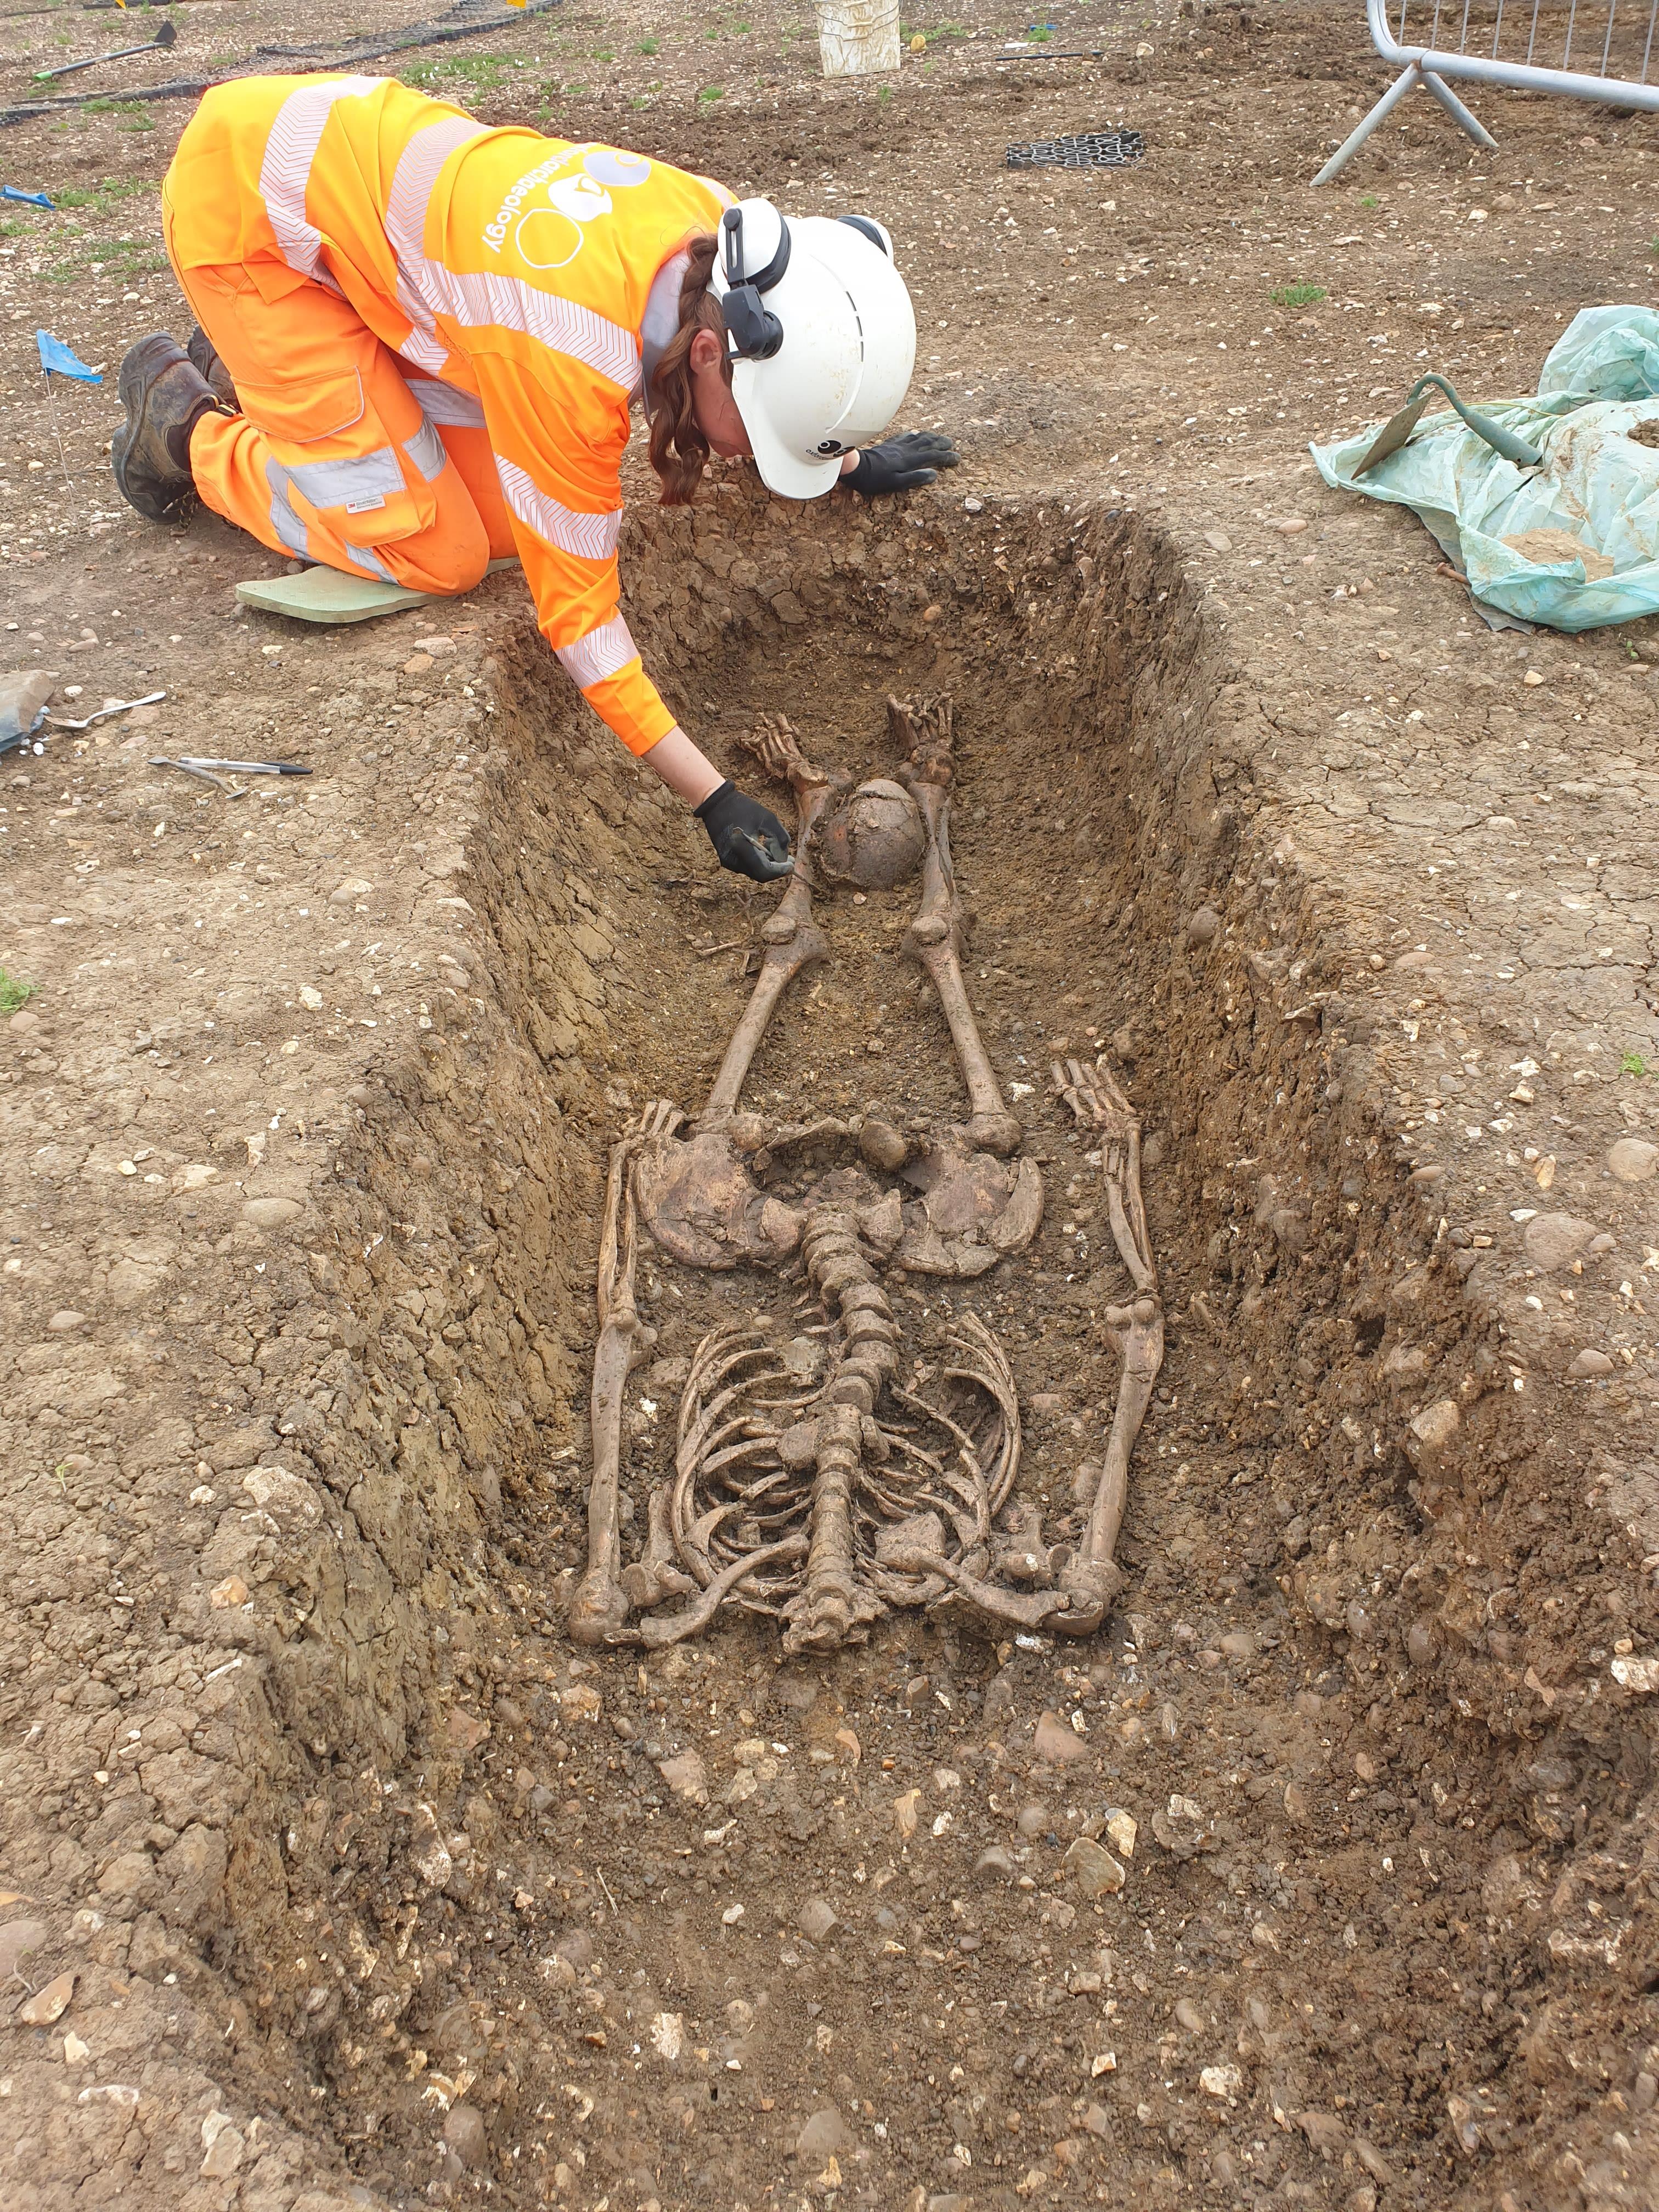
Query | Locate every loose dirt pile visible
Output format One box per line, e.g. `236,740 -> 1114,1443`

3,5 -> 1659,2212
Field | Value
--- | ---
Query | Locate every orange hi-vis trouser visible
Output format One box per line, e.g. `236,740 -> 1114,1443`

166,237 -> 516,596
160,76 -> 729,757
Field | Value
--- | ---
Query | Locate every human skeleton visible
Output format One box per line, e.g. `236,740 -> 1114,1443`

567,698 -> 1163,1653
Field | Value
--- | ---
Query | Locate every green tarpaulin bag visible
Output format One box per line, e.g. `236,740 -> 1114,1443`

1312,305 -> 1659,633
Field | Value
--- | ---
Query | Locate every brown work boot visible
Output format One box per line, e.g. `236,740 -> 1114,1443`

111,333 -> 217,523
185,322 -> 239,411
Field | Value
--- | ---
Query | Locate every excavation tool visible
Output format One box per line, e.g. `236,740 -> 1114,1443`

1355,373 -> 1544,476
46,689 -> 164,730
568,698 -> 1163,1655
176,755 -> 311,776
33,16 -> 174,77
148,755 -> 246,795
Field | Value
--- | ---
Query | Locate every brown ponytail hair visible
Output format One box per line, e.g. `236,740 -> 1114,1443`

647,233 -> 727,507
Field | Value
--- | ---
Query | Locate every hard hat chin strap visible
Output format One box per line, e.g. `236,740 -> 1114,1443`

720,205 -> 791,363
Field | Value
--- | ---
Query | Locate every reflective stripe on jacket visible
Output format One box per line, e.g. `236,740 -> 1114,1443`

166,75 -> 729,754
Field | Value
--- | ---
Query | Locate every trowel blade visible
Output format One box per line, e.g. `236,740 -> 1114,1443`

1353,393 -> 1431,477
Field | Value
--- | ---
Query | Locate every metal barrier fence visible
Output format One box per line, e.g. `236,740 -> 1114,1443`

1314,0 -> 1659,181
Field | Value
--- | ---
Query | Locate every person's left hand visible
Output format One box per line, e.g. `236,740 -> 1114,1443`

845,430 -> 961,497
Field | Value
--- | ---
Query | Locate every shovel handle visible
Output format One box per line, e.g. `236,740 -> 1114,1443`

1407,374 -> 1543,470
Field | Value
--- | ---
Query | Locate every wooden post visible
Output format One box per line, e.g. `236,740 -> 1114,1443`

815,0 -> 901,77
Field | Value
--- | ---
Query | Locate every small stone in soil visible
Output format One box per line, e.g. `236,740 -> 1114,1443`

794,2106 -> 848,2159
1608,1137 -> 1658,1183
657,1749 -> 709,1805
443,2103 -> 488,2169
1104,1807 -> 1137,1857
18,1969 -> 75,2025
1065,1837 -> 1126,1897
798,1898 -> 838,1943
1184,904 -> 1221,946
1032,1711 -> 1089,1763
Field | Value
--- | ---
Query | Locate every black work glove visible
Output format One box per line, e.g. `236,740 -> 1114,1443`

695,780 -> 794,881
845,429 -> 961,497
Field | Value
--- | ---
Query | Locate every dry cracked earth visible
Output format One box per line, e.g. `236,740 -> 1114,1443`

2,3 -> 1659,2211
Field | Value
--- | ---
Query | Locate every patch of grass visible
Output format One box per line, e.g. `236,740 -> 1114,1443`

699,83 -> 726,100
1650,235 -> 1659,255
877,82 -> 893,102
592,46 -> 615,61
0,969 -> 36,1015
54,179 -> 149,212
1360,193 -> 1378,208
1271,281 -> 1327,308
402,51 -> 511,92
1621,1051 -> 1650,1077
637,37 -> 659,53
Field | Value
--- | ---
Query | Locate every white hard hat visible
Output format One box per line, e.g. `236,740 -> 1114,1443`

709,198 -> 917,501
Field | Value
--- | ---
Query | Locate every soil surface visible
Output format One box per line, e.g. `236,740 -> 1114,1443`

3,5 -> 1659,2212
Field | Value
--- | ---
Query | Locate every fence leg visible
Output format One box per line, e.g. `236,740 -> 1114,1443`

1311,61 -> 1424,184
1419,67 -> 1499,148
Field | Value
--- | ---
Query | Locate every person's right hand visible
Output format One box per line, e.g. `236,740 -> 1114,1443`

694,780 -> 794,881
845,430 -> 961,496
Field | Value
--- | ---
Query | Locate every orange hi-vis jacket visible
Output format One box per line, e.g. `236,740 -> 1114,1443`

163,75 -> 730,756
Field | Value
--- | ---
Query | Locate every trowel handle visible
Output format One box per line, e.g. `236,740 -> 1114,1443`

1409,374 -> 1543,470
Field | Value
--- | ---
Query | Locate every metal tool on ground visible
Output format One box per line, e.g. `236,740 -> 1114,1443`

1355,374 -> 1545,478
996,46 -> 1105,61
1006,127 -> 1145,169
1,0 -> 562,129
45,689 -> 165,730
176,755 -> 311,776
34,15 -> 174,77
148,755 -> 246,796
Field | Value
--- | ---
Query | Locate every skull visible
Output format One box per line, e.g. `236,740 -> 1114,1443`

816,778 -> 925,890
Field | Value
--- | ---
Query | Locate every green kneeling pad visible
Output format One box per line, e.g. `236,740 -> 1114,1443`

235,557 -> 520,625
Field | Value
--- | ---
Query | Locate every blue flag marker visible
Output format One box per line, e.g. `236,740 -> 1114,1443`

36,329 -> 101,383
2,186 -> 54,210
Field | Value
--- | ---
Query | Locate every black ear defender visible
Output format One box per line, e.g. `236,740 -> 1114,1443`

837,214 -> 891,255
720,205 -> 791,362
